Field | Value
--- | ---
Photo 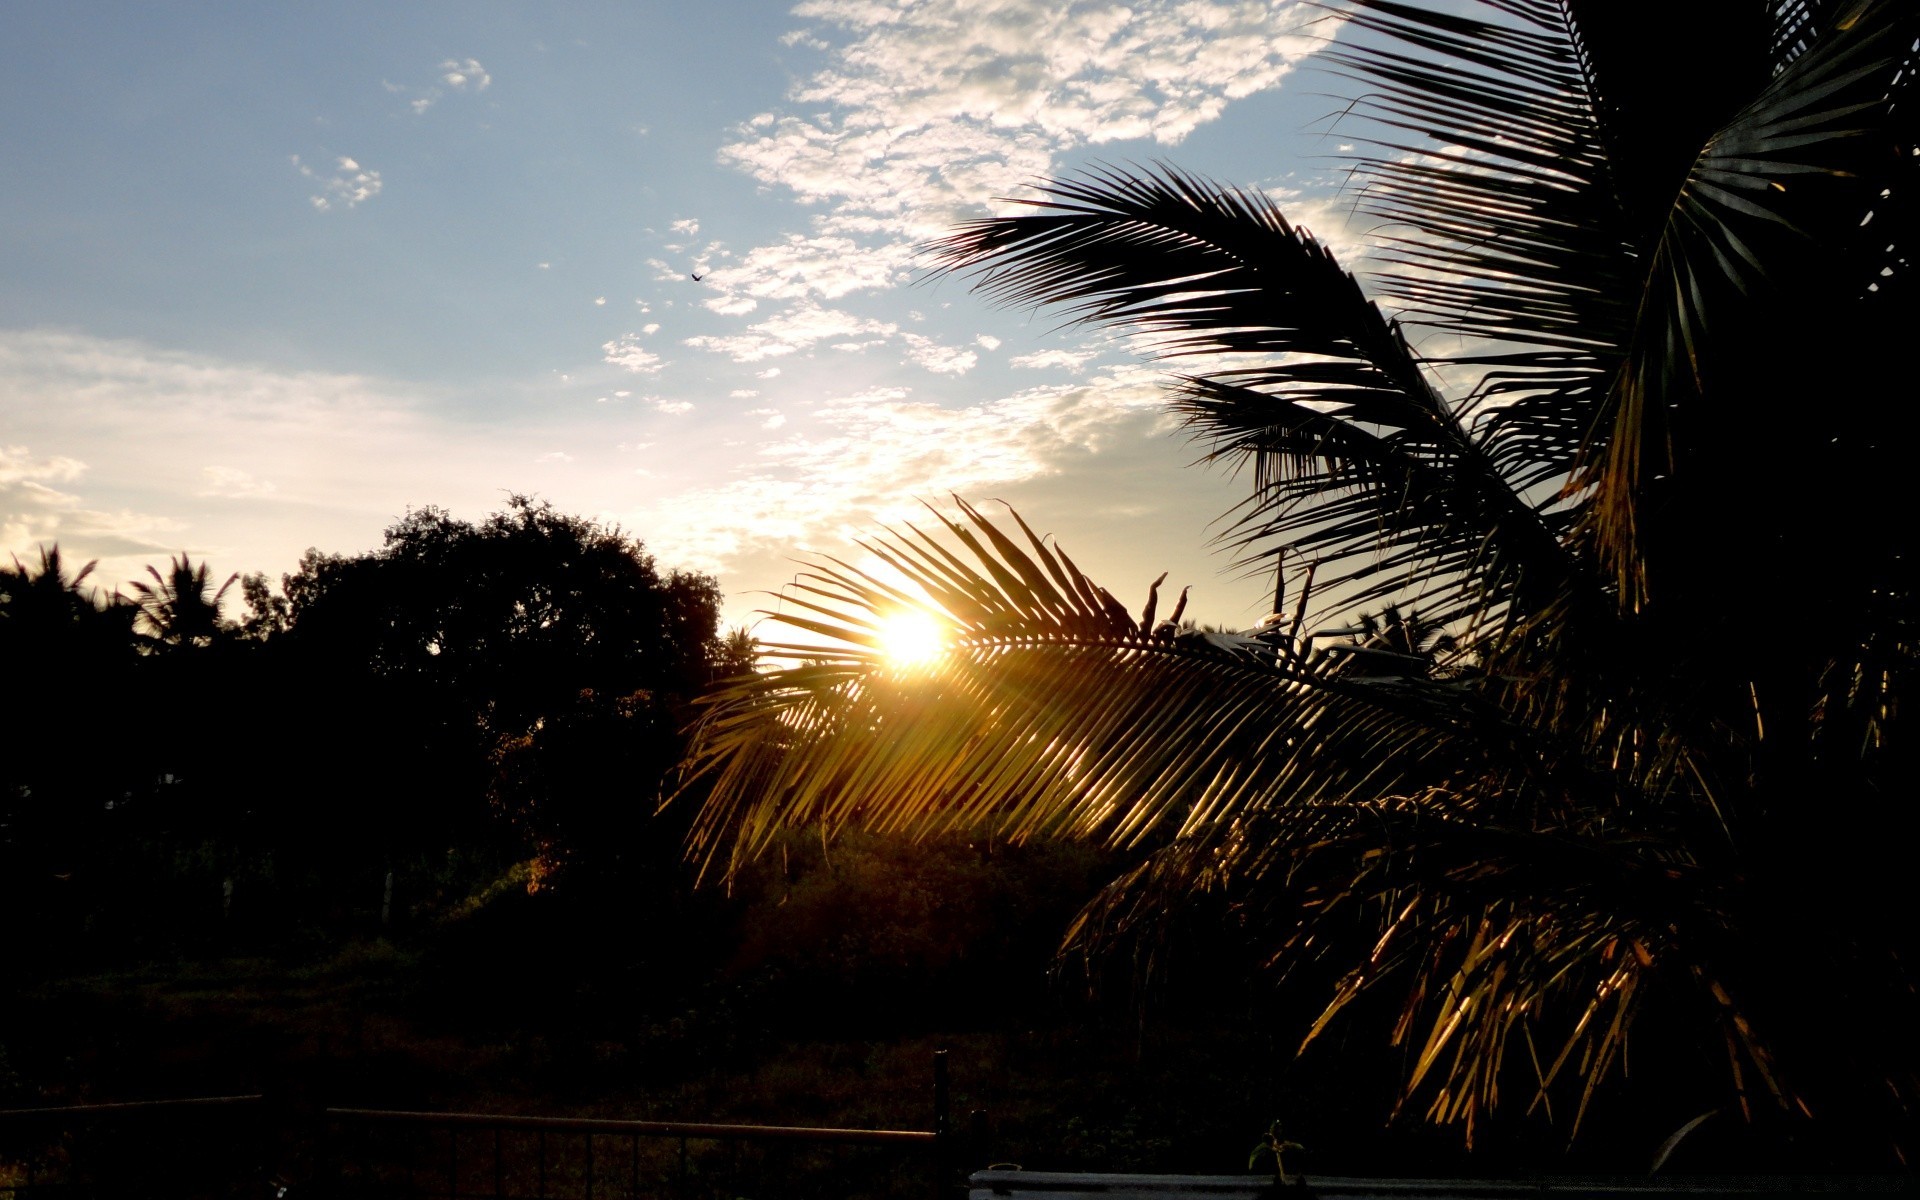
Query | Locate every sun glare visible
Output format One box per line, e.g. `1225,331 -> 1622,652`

877,610 -> 947,668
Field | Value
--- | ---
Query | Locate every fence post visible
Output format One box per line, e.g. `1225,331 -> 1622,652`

932,1049 -> 950,1137
933,1049 -> 952,1200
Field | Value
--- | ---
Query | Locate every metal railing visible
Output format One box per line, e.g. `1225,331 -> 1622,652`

1,1052 -> 983,1200
321,1051 -> 972,1199
322,1108 -> 948,1199
0,1093 -> 268,1198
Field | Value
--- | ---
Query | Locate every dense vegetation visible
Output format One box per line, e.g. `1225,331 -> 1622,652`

1,496 -> 736,962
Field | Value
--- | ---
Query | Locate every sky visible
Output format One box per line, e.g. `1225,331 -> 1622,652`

1,0 -> 1376,635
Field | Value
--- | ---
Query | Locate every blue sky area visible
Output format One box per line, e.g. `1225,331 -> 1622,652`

2,0 -> 1375,632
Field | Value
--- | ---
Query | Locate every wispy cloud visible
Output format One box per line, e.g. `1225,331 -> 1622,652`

900,332 -> 976,375
0,444 -> 85,488
603,333 -> 666,374
440,58 -> 491,91
683,302 -> 896,363
391,56 -> 492,114
0,329 -> 513,586
293,154 -> 382,210
718,0 -> 1328,254
1010,347 -> 1100,373
197,466 -> 277,499
642,367 -> 1171,571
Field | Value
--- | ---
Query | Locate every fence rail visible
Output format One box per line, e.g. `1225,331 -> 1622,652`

0,1093 -> 270,1198
2,1052 -> 978,1200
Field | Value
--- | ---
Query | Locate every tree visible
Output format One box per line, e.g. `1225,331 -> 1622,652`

676,0 -> 1918,1159
281,496 -> 727,875
128,554 -> 239,648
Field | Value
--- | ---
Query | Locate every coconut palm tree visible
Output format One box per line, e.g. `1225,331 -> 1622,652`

129,553 -> 239,648
677,0 -> 1917,1155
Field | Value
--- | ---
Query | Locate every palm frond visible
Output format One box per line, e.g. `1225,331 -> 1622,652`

930,165 -> 1577,638
678,500 -> 1484,882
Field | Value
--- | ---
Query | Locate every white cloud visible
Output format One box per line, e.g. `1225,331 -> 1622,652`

723,0 -> 1330,241
294,153 -> 382,211
901,332 -> 977,375
756,367 -> 783,379
197,466 -> 277,499
670,218 -> 701,236
976,334 -> 1001,351
1010,347 -> 1100,373
683,302 -> 896,363
441,58 -> 491,91
730,389 -> 761,398
0,445 -> 85,487
536,451 -> 574,463
395,58 -> 491,113
0,330 -> 490,579
698,233 -> 910,311
653,399 -> 694,415
641,323 -> 660,335
640,368 -> 1179,577
603,333 -> 666,374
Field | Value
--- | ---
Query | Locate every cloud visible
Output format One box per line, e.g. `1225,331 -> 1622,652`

197,466 -> 277,499
697,233 -> 911,311
293,153 -> 382,211
975,334 -> 1001,350
441,58 -> 491,91
683,302 -> 896,363
603,333 -> 666,374
0,329 -> 530,589
394,57 -> 492,114
0,444 -> 85,487
1010,347 -> 1100,373
723,0 -> 1330,239
901,332 -> 977,375
639,367 -> 1177,575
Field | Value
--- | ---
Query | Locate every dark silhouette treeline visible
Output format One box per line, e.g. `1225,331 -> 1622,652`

1,496 -> 748,969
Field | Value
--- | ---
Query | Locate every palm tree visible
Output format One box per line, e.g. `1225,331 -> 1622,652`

129,554 -> 239,648
677,0 -> 1917,1155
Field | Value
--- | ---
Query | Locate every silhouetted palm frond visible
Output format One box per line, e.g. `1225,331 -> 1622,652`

679,0 -> 1920,1155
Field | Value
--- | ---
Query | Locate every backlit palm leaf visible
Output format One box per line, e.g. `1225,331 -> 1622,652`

679,0 -> 1919,1155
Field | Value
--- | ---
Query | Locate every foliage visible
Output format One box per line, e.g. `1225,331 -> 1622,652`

282,494 -> 728,878
128,553 -> 239,647
677,0 -> 1919,1158
2,498 -> 726,965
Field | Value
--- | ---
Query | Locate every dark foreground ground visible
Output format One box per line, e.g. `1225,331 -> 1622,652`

1,835 -> 1889,1190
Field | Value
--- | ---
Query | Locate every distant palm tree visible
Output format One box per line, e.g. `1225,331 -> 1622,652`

677,0 -> 1917,1153
4,545 -> 100,619
130,554 -> 239,648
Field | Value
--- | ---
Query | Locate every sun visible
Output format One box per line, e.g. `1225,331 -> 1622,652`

876,610 -> 947,668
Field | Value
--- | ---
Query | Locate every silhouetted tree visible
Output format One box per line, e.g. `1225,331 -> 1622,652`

128,554 -> 238,649
278,496 -> 725,879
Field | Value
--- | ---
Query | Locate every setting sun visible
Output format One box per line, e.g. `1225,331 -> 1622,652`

876,610 -> 947,668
